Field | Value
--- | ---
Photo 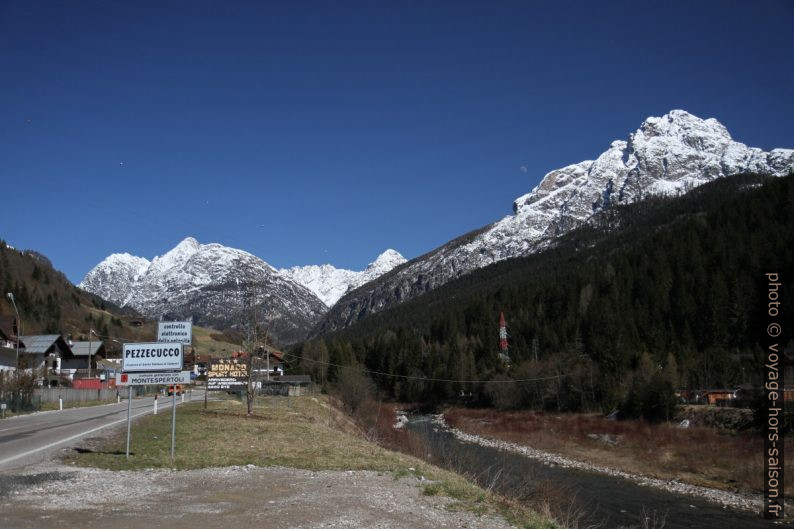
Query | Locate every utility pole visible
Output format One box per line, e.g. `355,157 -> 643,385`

88,328 -> 94,378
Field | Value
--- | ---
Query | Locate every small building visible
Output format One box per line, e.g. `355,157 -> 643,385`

262,349 -> 285,378
701,389 -> 739,406
0,323 -> 22,372
260,374 -> 312,396
65,341 -> 106,376
18,335 -> 74,386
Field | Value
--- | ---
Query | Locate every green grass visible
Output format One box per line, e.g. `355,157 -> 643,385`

64,395 -> 557,528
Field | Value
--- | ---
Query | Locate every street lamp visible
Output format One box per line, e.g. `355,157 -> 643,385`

6,293 -> 21,382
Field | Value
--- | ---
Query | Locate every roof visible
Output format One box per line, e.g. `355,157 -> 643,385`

278,375 -> 311,384
97,358 -> 122,369
19,335 -> 67,355
70,341 -> 105,357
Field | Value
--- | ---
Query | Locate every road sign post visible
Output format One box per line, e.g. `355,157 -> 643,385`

171,390 -> 177,461
125,385 -> 132,459
120,336 -> 188,463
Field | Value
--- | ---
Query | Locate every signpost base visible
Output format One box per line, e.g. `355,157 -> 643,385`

125,385 -> 132,459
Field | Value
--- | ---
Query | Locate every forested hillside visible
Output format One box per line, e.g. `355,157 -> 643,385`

297,173 -> 793,412
0,242 -> 133,340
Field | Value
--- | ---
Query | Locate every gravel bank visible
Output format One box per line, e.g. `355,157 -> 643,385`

0,461 -> 516,529
434,414 -> 762,514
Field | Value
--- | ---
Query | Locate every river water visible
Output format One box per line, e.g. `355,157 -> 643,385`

406,416 -> 785,529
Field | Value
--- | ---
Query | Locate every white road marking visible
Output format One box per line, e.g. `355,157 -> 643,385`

0,399 -> 182,467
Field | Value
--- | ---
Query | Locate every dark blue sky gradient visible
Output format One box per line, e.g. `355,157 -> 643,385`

1,1 -> 793,283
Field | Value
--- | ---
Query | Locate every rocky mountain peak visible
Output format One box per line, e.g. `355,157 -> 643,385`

280,249 -> 407,308
80,238 -> 327,344
318,110 -> 794,334
366,249 -> 406,273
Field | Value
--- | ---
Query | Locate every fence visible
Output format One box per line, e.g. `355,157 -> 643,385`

34,387 -> 119,404
0,392 -> 41,413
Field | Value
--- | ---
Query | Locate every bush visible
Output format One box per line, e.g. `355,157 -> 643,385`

621,373 -> 678,423
332,365 -> 375,415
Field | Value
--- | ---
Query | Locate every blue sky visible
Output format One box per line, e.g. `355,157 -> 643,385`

1,0 -> 793,283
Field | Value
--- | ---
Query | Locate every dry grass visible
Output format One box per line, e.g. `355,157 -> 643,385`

40,399 -> 117,411
445,407 -> 793,495
64,395 -> 558,529
190,325 -> 241,357
64,395 -> 416,472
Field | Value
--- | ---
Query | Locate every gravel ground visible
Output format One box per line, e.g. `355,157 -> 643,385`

0,460 -> 515,529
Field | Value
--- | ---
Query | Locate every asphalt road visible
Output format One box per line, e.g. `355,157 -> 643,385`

0,391 -> 202,471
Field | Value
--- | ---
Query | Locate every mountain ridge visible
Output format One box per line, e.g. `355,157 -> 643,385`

79,240 -> 406,344
315,110 -> 794,335
280,249 -> 406,307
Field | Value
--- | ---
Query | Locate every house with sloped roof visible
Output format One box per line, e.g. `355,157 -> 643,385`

0,322 -> 23,372
18,335 -> 73,385
64,340 -> 105,375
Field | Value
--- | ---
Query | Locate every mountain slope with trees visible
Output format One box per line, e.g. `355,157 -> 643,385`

0,241 -> 130,339
298,173 -> 793,413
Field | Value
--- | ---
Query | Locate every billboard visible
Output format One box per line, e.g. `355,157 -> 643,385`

123,342 -> 184,372
207,358 -> 248,391
157,321 -> 192,344
116,371 -> 191,386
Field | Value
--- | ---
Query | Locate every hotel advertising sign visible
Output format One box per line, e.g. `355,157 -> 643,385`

122,342 -> 184,372
207,358 -> 249,391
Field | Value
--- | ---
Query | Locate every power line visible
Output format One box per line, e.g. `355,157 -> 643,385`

281,351 -> 568,384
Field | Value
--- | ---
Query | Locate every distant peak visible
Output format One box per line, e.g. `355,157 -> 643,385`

175,237 -> 200,249
364,249 -> 407,275
637,109 -> 731,141
374,249 -> 404,263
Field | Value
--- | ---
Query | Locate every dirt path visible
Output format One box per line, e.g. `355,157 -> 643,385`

0,462 -> 514,529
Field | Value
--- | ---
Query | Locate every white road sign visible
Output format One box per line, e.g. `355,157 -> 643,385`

157,321 -> 192,344
116,371 -> 192,386
122,342 -> 184,372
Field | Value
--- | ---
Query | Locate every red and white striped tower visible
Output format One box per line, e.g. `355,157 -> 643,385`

498,312 -> 510,364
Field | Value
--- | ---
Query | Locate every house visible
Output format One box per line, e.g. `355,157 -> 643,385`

193,353 -> 213,376
260,349 -> 285,378
65,340 -> 105,375
0,322 -> 22,372
18,334 -> 74,386
0,315 -> 20,349
183,351 -> 213,377
701,389 -> 739,406
260,374 -> 312,396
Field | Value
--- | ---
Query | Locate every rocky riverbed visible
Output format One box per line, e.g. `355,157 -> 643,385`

432,414 -> 762,513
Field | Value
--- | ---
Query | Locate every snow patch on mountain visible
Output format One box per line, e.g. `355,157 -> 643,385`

281,249 -> 407,307
318,110 -> 794,333
79,238 -> 327,344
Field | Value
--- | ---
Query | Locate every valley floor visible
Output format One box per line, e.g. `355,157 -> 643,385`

0,396 -> 556,529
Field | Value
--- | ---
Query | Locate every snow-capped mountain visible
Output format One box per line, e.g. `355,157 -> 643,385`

317,110 -> 794,334
80,237 -> 328,345
281,249 -> 406,307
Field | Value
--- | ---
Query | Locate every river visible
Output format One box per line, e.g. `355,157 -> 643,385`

406,416 -> 785,529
